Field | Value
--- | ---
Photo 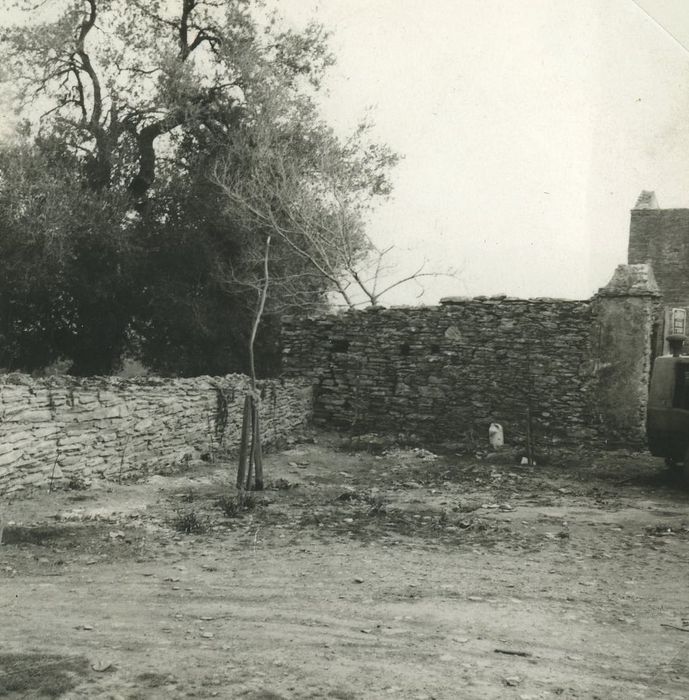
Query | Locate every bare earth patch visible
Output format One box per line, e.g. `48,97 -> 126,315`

1,433 -> 689,699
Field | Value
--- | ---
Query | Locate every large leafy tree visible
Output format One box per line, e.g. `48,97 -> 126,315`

0,0 -> 396,375
2,0 -> 333,201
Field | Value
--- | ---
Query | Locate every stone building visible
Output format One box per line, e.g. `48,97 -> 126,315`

628,190 -> 689,356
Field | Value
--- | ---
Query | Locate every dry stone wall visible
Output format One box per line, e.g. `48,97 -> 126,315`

282,270 -> 659,449
282,299 -> 598,446
0,374 -> 311,495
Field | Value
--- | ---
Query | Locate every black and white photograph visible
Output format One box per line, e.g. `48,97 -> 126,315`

1,1 -> 689,698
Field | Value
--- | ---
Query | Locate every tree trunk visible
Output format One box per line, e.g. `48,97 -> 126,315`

236,235 -> 271,491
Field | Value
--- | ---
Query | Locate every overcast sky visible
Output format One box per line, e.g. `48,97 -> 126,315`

3,1 -> 689,306
279,0 -> 689,304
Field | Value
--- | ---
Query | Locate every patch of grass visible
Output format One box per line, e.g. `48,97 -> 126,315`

333,491 -> 388,515
645,523 -> 689,538
242,690 -> 288,700
267,478 -> 298,490
171,511 -> 207,534
298,510 -> 326,527
0,653 -> 90,698
326,689 -> 359,700
217,493 -> 257,518
67,493 -> 91,502
66,475 -> 90,491
297,494 -> 519,547
1,525 -> 73,546
136,671 -> 176,688
362,493 -> 388,516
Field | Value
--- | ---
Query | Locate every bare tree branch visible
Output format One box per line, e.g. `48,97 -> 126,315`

75,0 -> 102,129
248,234 -> 271,388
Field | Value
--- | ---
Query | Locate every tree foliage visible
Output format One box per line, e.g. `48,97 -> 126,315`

2,0 -> 333,201
0,0 -> 398,375
0,137 -> 138,374
213,104 -> 405,309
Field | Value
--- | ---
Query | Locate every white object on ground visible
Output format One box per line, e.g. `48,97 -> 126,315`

488,423 -> 504,449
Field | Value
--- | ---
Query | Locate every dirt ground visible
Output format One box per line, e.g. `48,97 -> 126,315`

2,433 -> 689,700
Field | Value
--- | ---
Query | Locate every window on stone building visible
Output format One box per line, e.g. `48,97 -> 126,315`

671,308 -> 687,335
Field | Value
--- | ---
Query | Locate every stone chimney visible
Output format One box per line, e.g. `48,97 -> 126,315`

633,190 -> 659,210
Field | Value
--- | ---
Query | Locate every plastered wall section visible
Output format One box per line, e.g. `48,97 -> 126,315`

0,374 -> 311,494
592,294 -> 657,442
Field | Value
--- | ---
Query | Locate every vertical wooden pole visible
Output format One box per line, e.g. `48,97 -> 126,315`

236,394 -> 252,489
245,395 -> 255,491
252,400 -> 264,491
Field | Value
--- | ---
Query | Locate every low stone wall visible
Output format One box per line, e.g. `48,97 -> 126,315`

0,374 -> 311,495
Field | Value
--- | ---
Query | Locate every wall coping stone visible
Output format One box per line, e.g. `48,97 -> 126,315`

440,295 -> 589,305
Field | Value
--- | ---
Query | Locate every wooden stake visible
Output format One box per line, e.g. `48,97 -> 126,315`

252,400 -> 264,491
245,398 -> 255,491
236,394 -> 252,489
48,452 -> 59,493
245,403 -> 254,491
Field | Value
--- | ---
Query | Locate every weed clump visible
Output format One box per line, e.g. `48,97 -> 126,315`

0,653 -> 90,697
217,493 -> 257,518
66,475 -> 90,491
363,494 -> 388,516
267,478 -> 298,490
334,491 -> 388,516
171,511 -> 207,534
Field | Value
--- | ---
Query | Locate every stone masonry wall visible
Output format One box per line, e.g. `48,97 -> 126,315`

282,272 -> 658,448
628,206 -> 689,357
628,208 -> 689,306
282,298 -> 599,447
0,374 -> 311,495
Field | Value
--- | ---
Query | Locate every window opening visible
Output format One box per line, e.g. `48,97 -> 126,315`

671,308 -> 686,336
